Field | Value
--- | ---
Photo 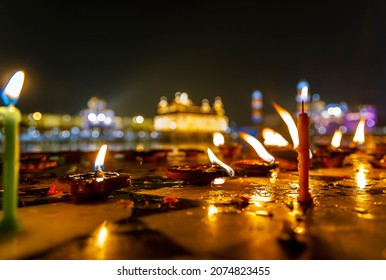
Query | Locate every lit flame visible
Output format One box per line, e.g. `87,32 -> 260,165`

262,128 -> 290,147
207,147 -> 235,177
353,118 -> 365,145
239,132 -> 275,163
213,132 -> 225,146
272,101 -> 299,149
331,130 -> 343,148
300,86 -> 308,102
3,71 -> 25,105
94,144 -> 107,171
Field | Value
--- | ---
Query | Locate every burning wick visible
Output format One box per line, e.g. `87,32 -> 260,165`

94,144 -> 107,179
297,88 -> 313,204
207,148 -> 235,178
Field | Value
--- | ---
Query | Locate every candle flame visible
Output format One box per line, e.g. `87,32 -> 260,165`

331,130 -> 343,148
262,128 -> 290,147
213,132 -> 225,146
207,148 -> 235,177
353,118 -> 365,145
94,144 -> 108,171
300,86 -> 308,101
272,101 -> 299,149
239,132 -> 275,163
3,71 -> 24,105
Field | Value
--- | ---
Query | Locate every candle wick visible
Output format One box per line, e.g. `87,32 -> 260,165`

301,101 -> 304,113
95,166 -> 105,178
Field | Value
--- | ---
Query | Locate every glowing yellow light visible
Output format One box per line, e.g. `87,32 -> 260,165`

331,130 -> 343,148
32,112 -> 42,121
96,223 -> 108,248
272,101 -> 299,148
239,132 -> 275,163
353,118 -> 365,145
207,148 -> 235,177
134,115 -> 144,124
213,132 -> 225,146
94,144 -> 107,170
208,205 -> 219,216
4,71 -> 24,100
356,164 -> 367,189
262,128 -> 289,147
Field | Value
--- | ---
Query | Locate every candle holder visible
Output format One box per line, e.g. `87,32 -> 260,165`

166,164 -> 227,184
231,159 -> 279,176
55,171 -> 131,202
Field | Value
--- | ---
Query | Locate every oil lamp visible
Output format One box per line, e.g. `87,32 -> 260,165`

312,130 -> 352,168
232,132 -> 278,176
55,145 -> 131,201
18,152 -> 58,173
213,132 -> 241,158
262,127 -> 298,171
166,148 -> 234,184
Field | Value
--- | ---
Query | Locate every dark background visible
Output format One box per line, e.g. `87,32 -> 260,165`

1,0 -> 385,126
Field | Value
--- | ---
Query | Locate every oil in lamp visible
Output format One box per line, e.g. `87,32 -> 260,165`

166,148 -> 235,184
55,145 -> 131,201
232,132 -> 279,176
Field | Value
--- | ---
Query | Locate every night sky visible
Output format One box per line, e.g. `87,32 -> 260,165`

1,0 -> 385,126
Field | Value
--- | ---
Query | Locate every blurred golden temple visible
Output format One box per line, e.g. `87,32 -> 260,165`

154,92 -> 229,133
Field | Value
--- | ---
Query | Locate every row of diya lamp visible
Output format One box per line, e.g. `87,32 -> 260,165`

41,128 -> 366,202
15,104 -> 385,203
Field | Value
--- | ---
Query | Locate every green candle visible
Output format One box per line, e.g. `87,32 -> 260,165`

0,71 -> 24,233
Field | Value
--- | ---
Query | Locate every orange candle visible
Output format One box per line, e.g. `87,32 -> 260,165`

297,100 -> 313,204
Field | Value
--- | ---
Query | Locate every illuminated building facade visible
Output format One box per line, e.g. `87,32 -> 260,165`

153,92 -> 229,133
80,97 -> 115,130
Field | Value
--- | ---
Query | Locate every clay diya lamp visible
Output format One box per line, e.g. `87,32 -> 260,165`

261,128 -> 298,171
55,145 -> 131,202
213,132 -> 242,158
166,148 -> 235,184
124,149 -> 172,162
312,131 -> 355,168
312,145 -> 352,168
18,152 -> 58,173
370,155 -> 386,169
234,132 -> 279,176
231,159 -> 279,176
265,146 -> 298,171
166,164 -> 227,184
178,148 -> 205,157
217,142 -> 242,158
